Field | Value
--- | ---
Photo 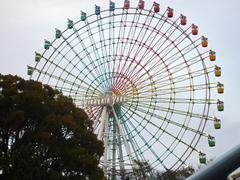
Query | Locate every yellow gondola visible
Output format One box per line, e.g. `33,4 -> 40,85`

217,82 -> 224,94
214,65 -> 221,77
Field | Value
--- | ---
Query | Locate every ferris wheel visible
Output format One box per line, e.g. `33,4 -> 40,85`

28,0 -> 224,179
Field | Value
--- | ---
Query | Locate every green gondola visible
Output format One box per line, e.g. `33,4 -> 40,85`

81,11 -> 87,21
217,100 -> 224,111
35,52 -> 42,62
110,1 -> 115,11
95,5 -> 100,15
208,135 -> 215,147
214,117 -> 221,129
27,66 -> 34,76
55,28 -> 62,39
67,19 -> 74,29
44,40 -> 51,50
199,152 -> 206,164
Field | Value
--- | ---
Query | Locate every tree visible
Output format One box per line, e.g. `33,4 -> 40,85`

0,74 -> 104,180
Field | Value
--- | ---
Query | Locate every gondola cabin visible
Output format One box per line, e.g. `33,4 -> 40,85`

202,36 -> 208,47
167,7 -> 173,18
192,24 -> 198,35
208,135 -> 215,147
44,40 -> 51,50
35,52 -> 41,62
214,117 -> 221,129
154,2 -> 160,13
124,0 -> 130,9
55,29 -> 62,39
180,15 -> 187,26
81,11 -> 87,21
217,82 -> 224,94
27,66 -> 34,76
214,66 -> 222,77
95,5 -> 101,15
217,100 -> 224,111
199,152 -> 206,164
209,50 -> 216,61
138,0 -> 145,9
110,1 -> 115,11
67,19 -> 74,29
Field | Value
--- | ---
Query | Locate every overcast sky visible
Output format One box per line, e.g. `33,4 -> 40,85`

0,0 -> 240,165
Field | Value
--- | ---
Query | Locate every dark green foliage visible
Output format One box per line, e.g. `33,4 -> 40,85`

0,74 -> 104,180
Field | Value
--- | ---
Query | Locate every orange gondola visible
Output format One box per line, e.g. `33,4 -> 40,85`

202,36 -> 208,47
192,24 -> 198,35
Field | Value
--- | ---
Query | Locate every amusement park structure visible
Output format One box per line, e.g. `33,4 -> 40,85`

28,0 -> 224,179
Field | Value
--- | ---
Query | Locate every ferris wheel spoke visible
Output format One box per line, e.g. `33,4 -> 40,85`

108,9 -> 116,88
143,54 -> 209,84
159,29 -> 192,60
112,8 -> 127,75
153,15 -> 192,55
115,10 -> 128,75
83,20 -> 109,87
48,37 -> 106,92
29,66 -> 103,97
138,97 -> 216,106
96,16 -> 111,89
124,41 -> 201,87
120,105 -> 187,169
121,103 -> 196,168
68,28 -> 107,88
121,104 -> 201,153
153,66 -> 214,89
38,45 -> 84,85
115,6 -> 155,85
122,17 -> 177,79
157,38 -> 206,72
156,83 -> 215,96
119,109 -> 170,170
39,54 -> 100,91
132,81 -> 215,98
122,26 -> 199,81
53,85 -> 95,97
128,102 -> 208,137
161,38 -> 202,64
128,101 -> 212,122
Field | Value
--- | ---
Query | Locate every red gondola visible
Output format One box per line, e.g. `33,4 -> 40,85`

138,0 -> 145,10
192,24 -> 198,35
167,7 -> 173,18
154,2 -> 160,13
124,0 -> 130,9
180,15 -> 187,26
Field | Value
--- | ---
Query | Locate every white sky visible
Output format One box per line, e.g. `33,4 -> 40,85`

0,0 -> 240,166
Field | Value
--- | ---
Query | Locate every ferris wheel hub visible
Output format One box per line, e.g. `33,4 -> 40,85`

81,94 -> 128,107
